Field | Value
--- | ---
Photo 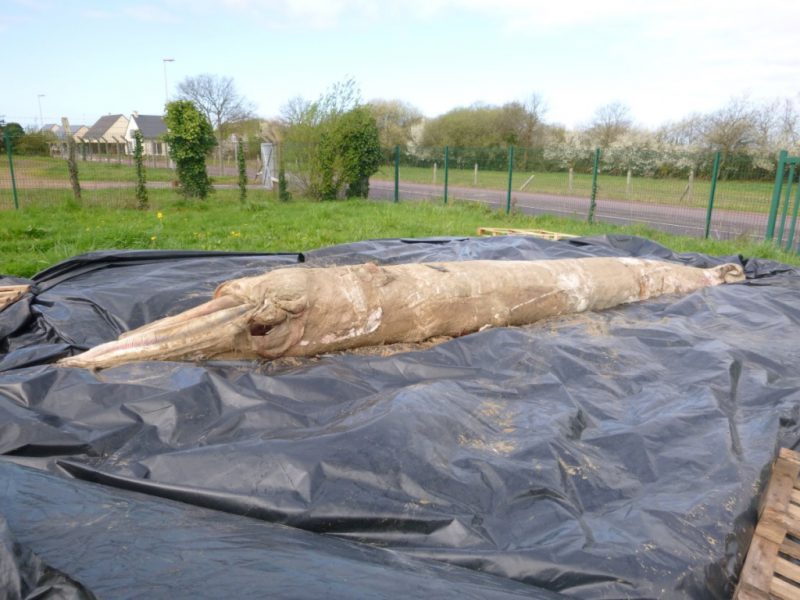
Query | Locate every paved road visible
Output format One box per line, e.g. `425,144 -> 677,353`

369,180 -> 769,241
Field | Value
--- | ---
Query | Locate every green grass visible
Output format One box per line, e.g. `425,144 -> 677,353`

6,155 -> 176,182
2,188 -> 798,278
374,165 -> 774,213
1,155 -> 246,187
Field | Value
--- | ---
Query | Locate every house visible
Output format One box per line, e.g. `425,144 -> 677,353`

124,112 -> 168,156
40,123 -> 87,139
81,114 -> 129,155
40,124 -> 61,136
71,125 -> 89,141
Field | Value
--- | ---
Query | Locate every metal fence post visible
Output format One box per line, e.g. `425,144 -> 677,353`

506,146 -> 514,214
3,128 -> 19,210
704,151 -> 721,239
778,162 -> 796,244
393,145 -> 399,203
766,150 -> 788,241
587,148 -> 601,224
443,146 -> 449,205
785,172 -> 800,251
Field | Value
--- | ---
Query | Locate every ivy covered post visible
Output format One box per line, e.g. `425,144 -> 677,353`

278,143 -> 291,202
133,130 -> 148,209
163,100 -> 216,199
236,136 -> 247,203
61,117 -> 81,202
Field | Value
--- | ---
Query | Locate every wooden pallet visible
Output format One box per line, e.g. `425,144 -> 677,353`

735,448 -> 800,599
0,285 -> 31,311
476,227 -> 577,241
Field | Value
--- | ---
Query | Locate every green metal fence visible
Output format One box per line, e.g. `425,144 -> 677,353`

766,150 -> 800,251
370,145 -> 787,244
3,132 -> 797,250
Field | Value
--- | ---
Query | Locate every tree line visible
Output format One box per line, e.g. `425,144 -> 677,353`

142,74 -> 800,195
6,73 -> 799,199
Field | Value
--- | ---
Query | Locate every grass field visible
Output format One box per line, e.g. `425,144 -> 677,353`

0,156 -> 248,193
373,165 -> 774,213
2,189 -> 797,278
8,155 -> 178,182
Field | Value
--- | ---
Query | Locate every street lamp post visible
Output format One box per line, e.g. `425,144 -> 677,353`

37,94 -> 45,130
162,58 -> 175,106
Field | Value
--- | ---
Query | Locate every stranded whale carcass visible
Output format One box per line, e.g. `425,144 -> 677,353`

58,257 -> 745,369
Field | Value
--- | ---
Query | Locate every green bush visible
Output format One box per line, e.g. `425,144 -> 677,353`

285,106 -> 382,201
279,80 -> 382,201
15,132 -> 52,156
163,100 -> 217,199
0,123 -> 24,154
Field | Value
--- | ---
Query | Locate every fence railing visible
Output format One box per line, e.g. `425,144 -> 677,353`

364,145 -> 795,246
766,150 -> 800,252
0,134 -> 261,209
4,131 -> 800,251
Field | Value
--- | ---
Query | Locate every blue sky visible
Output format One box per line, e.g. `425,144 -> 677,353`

3,0 -> 799,130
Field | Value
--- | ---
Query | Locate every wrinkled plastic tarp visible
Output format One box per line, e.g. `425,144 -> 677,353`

2,236 -> 800,599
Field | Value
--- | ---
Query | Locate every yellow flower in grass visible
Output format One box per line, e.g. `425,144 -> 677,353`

150,235 -> 157,241
156,212 -> 163,220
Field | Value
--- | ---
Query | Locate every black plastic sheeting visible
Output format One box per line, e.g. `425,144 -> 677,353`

0,509 -> 96,600
1,235 -> 800,599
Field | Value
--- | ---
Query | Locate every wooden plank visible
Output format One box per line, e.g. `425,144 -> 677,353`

781,448 -> 800,466
758,508 -> 790,545
775,555 -> 800,586
788,502 -> 800,523
737,535 -> 782,595
762,457 -> 800,518
475,227 -> 577,241
735,449 -> 800,599
0,285 -> 31,311
781,538 -> 800,561
770,575 -> 800,600
735,583 -> 771,600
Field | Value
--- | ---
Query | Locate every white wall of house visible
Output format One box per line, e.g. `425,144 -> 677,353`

72,125 -> 88,142
80,115 -> 130,156
124,114 -> 168,156
104,115 -> 129,144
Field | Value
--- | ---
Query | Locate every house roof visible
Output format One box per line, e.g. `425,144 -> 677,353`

41,124 -> 86,138
84,114 -> 125,140
133,115 -> 167,139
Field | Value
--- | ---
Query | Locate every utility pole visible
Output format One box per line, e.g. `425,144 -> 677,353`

162,58 -> 175,106
37,94 -> 45,129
